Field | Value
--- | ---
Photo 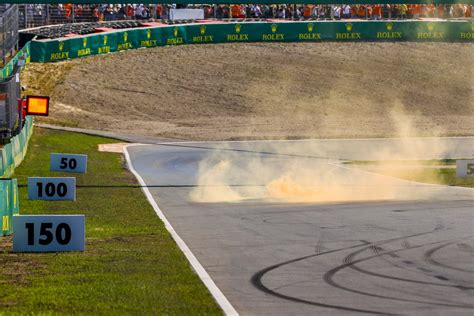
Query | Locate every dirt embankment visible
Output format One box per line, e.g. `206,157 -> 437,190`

22,42 -> 473,140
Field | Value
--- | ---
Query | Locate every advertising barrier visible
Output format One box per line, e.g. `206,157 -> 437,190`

29,20 -> 474,62
0,180 -> 13,236
0,42 -> 30,81
0,117 -> 33,236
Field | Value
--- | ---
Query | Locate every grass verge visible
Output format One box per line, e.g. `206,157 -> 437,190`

0,127 -> 222,315
348,160 -> 474,188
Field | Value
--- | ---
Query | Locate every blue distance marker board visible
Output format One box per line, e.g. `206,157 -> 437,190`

13,215 -> 85,252
456,159 -> 474,178
50,153 -> 87,173
28,177 -> 76,201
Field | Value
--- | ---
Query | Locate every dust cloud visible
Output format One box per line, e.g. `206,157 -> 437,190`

189,105 -> 453,203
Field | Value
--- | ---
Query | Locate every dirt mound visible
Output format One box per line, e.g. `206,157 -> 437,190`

23,42 -> 473,140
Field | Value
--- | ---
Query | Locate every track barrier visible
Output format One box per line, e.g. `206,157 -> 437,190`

0,42 -> 30,80
27,20 -> 474,62
0,116 -> 33,236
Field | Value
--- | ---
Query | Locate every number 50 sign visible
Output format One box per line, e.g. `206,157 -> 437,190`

456,160 -> 474,178
50,153 -> 87,173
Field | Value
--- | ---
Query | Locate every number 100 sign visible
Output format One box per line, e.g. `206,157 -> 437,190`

28,177 -> 76,201
13,215 -> 85,252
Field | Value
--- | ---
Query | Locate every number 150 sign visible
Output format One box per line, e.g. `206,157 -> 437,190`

13,215 -> 85,252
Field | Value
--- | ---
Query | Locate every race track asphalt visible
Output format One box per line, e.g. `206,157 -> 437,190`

126,137 -> 474,316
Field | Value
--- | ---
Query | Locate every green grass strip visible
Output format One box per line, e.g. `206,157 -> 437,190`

351,162 -> 474,188
0,128 -> 222,315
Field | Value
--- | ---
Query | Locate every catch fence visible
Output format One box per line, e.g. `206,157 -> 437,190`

0,4 -> 19,67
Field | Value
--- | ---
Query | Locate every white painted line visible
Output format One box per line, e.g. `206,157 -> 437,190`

152,136 -> 474,145
123,144 -> 239,316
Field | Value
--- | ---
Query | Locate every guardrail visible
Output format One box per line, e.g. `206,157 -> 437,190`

29,20 -> 474,62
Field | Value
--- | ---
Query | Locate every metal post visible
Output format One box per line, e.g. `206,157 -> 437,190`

46,4 -> 50,25
23,5 -> 27,29
152,4 -> 157,19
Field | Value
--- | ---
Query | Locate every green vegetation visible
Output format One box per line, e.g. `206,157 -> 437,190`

0,128 -> 222,315
344,159 -> 458,166
350,160 -> 474,188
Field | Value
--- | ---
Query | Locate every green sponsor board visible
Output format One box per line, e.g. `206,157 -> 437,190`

0,42 -> 31,80
0,180 -> 12,236
0,179 -> 19,236
162,26 -> 188,46
0,117 -> 34,178
139,28 -> 163,48
29,21 -> 474,63
9,178 -> 19,216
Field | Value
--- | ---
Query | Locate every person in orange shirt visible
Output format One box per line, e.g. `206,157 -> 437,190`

436,4 -> 444,18
465,5 -> 471,18
358,5 -> 366,18
351,5 -> 358,18
366,5 -> 373,19
427,4 -> 435,17
373,5 -> 382,20
156,4 -> 163,19
64,3 -> 72,22
303,5 -> 312,18
231,4 -> 241,18
413,4 -> 421,18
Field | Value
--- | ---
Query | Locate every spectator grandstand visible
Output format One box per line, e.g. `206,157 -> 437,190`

19,3 -> 474,29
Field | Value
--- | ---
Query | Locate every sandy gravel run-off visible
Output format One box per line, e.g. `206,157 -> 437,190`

23,42 -> 473,140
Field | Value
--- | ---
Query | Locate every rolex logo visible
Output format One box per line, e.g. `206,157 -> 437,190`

235,24 -> 241,33
173,27 -> 179,37
124,32 -> 128,42
271,24 -> 278,33
200,25 -> 206,35
103,35 -> 108,45
83,38 -> 87,48
427,23 -> 434,32
386,22 -> 393,31
346,23 -> 353,32
307,23 -> 314,33
147,29 -> 151,39
59,41 -> 64,51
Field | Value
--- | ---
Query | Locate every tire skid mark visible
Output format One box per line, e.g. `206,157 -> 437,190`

424,242 -> 474,273
341,241 -> 474,290
457,243 -> 474,255
251,228 -> 445,314
251,243 -> 397,315
324,239 -> 474,308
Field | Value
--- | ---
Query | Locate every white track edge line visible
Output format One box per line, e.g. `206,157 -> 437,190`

123,143 -> 239,316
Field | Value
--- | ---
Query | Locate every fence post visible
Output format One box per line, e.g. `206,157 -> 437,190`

46,4 -> 50,25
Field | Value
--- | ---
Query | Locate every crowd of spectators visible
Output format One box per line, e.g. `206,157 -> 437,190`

20,3 -> 474,28
215,3 -> 473,19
